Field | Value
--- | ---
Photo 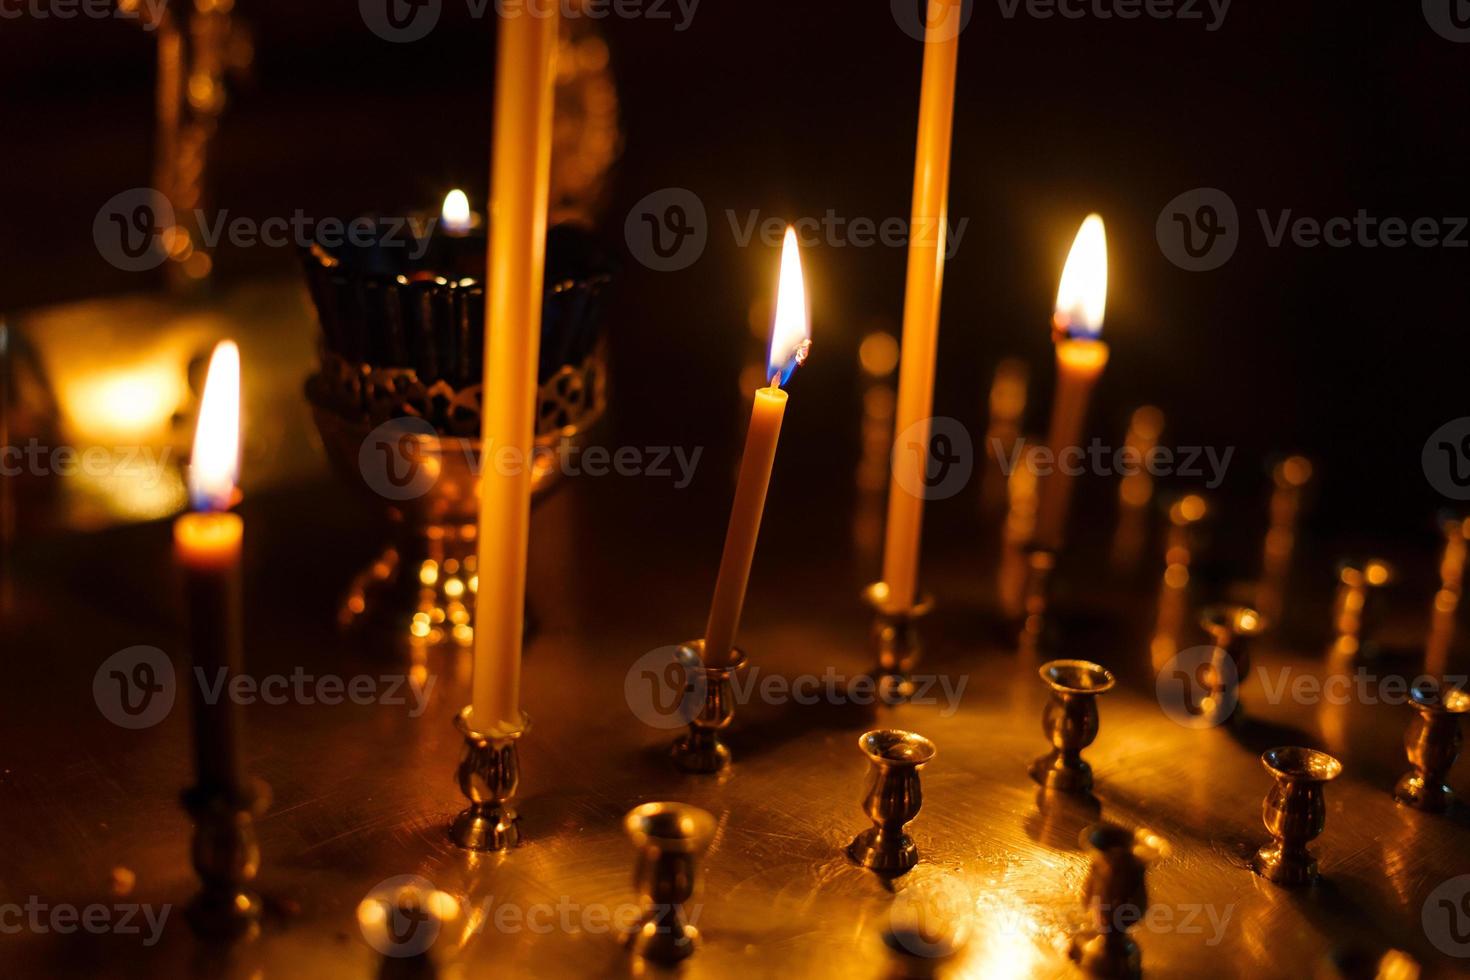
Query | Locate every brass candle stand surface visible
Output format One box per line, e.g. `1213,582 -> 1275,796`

623,802 -> 716,965
1030,660 -> 1115,794
861,582 -> 935,703
846,729 -> 936,875
181,777 -> 270,939
1197,603 -> 1266,722
1069,823 -> 1169,980
1252,746 -> 1343,887
450,708 -> 528,852
1394,681 -> 1470,813
670,640 -> 748,774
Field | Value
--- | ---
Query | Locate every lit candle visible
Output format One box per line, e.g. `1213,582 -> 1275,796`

703,228 -> 811,664
173,340 -> 244,796
1034,214 -> 1110,552
880,0 -> 963,611
470,5 -> 559,736
441,188 -> 473,236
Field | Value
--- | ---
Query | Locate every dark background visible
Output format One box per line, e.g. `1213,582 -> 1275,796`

2,0 -> 1466,571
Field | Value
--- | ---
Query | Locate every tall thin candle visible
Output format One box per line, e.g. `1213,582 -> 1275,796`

470,6 -> 559,735
703,228 -> 811,664
880,0 -> 963,611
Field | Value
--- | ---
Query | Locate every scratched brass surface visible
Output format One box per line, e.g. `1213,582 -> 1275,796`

3,285 -> 1470,978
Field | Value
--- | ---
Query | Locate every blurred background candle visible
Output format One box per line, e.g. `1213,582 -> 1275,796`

703,228 -> 810,664
880,0 -> 963,611
173,340 -> 244,796
1034,214 -> 1110,553
470,6 -> 559,735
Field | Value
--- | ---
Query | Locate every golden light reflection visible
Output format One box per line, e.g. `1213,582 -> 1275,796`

64,363 -> 186,442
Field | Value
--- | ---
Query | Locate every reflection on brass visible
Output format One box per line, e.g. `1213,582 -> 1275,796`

671,641 -> 747,774
1110,406 -> 1164,573
1199,604 -> 1266,719
449,707 -> 527,852
181,777 -> 268,939
1252,747 -> 1343,887
1425,516 -> 1469,678
1330,559 -> 1395,662
1316,947 -> 1422,980
1069,823 -> 1168,979
1030,660 -> 1115,794
847,730 -> 936,875
1257,455 -> 1313,625
309,346 -> 607,649
623,802 -> 716,965
861,582 -> 935,703
981,358 -> 1029,519
1393,681 -> 1470,812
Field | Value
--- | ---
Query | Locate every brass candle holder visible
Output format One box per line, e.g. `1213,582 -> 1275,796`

1069,823 -> 1169,980
624,802 -> 716,964
847,729 -> 936,875
449,707 -> 528,851
1018,545 -> 1057,648
1030,660 -> 1115,794
861,582 -> 935,703
671,640 -> 748,774
182,777 -> 270,938
1252,746 -> 1342,887
1393,680 -> 1470,813
1198,604 -> 1266,720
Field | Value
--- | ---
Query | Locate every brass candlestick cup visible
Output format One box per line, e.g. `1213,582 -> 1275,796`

1394,680 -> 1470,812
1030,660 -> 1115,794
1069,823 -> 1169,979
624,802 -> 716,964
450,707 -> 528,852
847,729 -> 937,875
670,640 -> 748,774
861,582 -> 935,703
1252,746 -> 1342,886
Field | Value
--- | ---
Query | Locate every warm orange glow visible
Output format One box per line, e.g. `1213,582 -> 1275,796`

441,189 -> 472,234
67,364 -> 186,441
767,227 -> 811,386
1053,214 -> 1108,338
189,340 -> 240,511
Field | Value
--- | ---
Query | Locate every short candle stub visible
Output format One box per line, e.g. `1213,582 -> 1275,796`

1252,746 -> 1343,887
847,729 -> 937,876
1030,659 -> 1115,795
449,707 -> 529,852
1394,680 -> 1470,812
670,641 -> 748,774
861,582 -> 936,704
624,802 -> 716,964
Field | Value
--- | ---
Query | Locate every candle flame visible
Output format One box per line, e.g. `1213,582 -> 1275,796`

1053,213 -> 1107,339
189,340 -> 240,512
441,189 -> 472,234
768,226 -> 811,387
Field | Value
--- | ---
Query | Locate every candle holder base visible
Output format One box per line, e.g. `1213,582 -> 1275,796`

181,778 -> 270,940
450,707 -> 528,852
861,583 -> 935,705
671,641 -> 747,774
